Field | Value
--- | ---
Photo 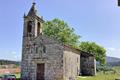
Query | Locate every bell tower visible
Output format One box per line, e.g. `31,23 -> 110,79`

23,2 -> 44,38
21,2 -> 44,79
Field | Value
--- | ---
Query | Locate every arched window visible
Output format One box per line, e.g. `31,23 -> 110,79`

37,22 -> 41,35
27,21 -> 32,33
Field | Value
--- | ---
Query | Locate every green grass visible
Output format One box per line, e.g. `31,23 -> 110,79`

14,73 -> 20,78
0,73 -> 20,78
77,67 -> 120,80
76,74 -> 120,80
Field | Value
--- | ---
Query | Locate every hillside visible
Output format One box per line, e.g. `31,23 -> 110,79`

0,60 -> 20,66
106,56 -> 120,66
106,56 -> 120,62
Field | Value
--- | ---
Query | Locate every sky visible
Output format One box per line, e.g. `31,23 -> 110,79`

0,0 -> 120,61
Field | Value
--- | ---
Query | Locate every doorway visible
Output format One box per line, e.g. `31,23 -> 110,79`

37,63 -> 45,80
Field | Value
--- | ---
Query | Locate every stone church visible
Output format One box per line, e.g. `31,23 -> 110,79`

21,2 -> 96,80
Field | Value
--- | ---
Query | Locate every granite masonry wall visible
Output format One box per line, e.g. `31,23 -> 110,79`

63,46 -> 80,80
80,52 -> 96,76
21,35 -> 64,80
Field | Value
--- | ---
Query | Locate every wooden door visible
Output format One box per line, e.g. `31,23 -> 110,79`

37,63 -> 45,80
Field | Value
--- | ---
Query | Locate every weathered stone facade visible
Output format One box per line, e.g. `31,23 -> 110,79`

21,34 -> 64,80
63,45 -> 80,80
80,51 -> 96,76
21,2 -> 96,80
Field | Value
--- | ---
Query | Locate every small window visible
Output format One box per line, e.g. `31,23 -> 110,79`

43,46 -> 46,53
27,21 -> 32,33
37,22 -> 41,35
36,47 -> 38,53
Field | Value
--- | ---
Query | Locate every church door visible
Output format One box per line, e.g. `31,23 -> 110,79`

37,63 -> 45,80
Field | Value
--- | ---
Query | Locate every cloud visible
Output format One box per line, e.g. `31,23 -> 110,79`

107,47 -> 116,51
118,49 -> 120,51
10,51 -> 21,61
11,51 -> 17,54
107,47 -> 120,52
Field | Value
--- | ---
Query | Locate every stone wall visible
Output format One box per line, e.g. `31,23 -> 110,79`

63,45 -> 80,80
21,35 -> 64,80
21,35 -> 82,80
21,35 -> 96,80
80,52 -> 96,76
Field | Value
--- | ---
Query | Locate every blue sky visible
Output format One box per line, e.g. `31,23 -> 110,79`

0,0 -> 120,61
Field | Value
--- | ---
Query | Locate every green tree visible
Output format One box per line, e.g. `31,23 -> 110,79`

43,18 -> 80,47
79,41 -> 106,65
43,18 -> 106,65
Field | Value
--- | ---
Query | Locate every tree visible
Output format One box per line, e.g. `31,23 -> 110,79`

43,18 -> 106,65
43,18 -> 80,47
79,41 -> 106,65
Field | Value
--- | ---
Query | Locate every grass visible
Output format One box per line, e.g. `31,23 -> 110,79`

76,67 -> 120,80
14,73 -> 20,78
76,74 -> 120,80
0,73 -> 20,80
